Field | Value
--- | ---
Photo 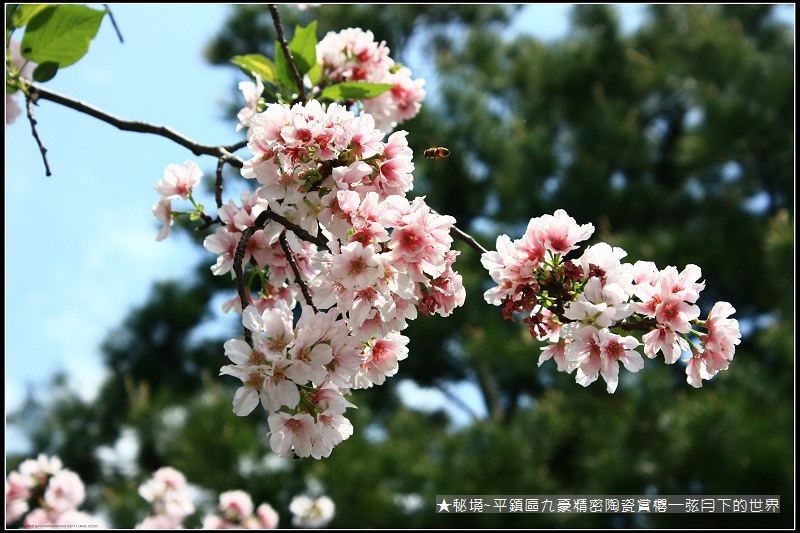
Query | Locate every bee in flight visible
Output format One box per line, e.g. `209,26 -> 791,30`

423,147 -> 450,159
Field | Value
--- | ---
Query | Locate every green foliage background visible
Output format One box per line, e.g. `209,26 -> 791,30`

8,5 -> 794,528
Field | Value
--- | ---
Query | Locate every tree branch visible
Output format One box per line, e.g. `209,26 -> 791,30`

103,4 -> 125,43
262,211 -> 328,248
279,232 -> 317,312
233,211 -> 271,348
214,158 -> 226,209
27,83 -> 245,168
26,81 -> 493,270
269,4 -> 306,104
25,91 -> 52,177
451,224 -> 488,256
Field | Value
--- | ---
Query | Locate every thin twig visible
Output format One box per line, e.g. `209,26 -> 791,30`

103,4 -> 124,43
25,90 -> 51,177
198,213 -> 216,228
269,4 -> 306,104
227,139 -> 249,152
451,224 -> 488,256
27,82 -> 245,168
196,216 -> 221,232
214,158 -> 225,209
194,158 -> 228,231
279,232 -> 317,312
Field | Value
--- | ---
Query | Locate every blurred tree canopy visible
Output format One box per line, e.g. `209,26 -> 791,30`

8,4 -> 793,528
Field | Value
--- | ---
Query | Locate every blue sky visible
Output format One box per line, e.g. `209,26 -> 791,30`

5,4 -> 794,455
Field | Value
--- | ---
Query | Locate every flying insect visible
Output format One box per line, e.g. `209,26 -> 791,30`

423,147 -> 450,159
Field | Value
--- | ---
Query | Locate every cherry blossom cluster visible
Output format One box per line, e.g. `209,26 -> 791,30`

289,494 -> 335,528
5,454 -> 105,528
200,489 -> 279,529
149,20 -> 739,460
135,466 -> 196,528
6,457 -> 333,529
149,22 -> 459,460
151,160 -> 204,242
235,27 -> 425,136
481,209 -> 741,392
316,27 -> 426,133
199,99 -> 465,459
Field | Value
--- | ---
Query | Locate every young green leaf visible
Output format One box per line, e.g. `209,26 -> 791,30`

306,61 -> 321,87
10,3 -> 52,30
6,4 -> 19,30
21,4 -> 106,68
288,21 -> 318,77
231,54 -> 278,86
274,42 -> 296,100
32,61 -> 58,82
320,82 -> 395,102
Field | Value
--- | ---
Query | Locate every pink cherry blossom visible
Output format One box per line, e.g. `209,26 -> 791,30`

353,332 -> 409,388
330,241 -> 382,290
289,494 -> 335,528
567,325 -> 643,393
268,412 -> 317,458
43,470 -> 85,515
254,503 -> 280,528
155,160 -> 203,200
237,75 -> 265,135
701,301 -> 740,373
529,208 -> 594,255
6,93 -> 22,125
642,324 -> 689,364
204,227 -> 245,278
151,199 -> 173,241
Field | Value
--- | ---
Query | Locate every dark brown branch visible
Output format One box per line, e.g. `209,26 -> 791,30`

214,158 -> 225,209
196,216 -> 221,232
27,82 -> 245,168
25,91 -> 52,177
262,210 -> 328,248
279,232 -> 317,312
227,139 -> 249,152
198,213 -> 216,228
233,211 -> 271,347
269,4 -> 306,104
195,157 -> 229,231
618,318 -> 658,332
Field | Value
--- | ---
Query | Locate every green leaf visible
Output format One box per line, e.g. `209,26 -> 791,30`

288,21 -> 318,77
320,82 -> 395,102
274,41 -> 296,99
6,4 -> 19,30
21,4 -> 106,68
306,62 -> 321,87
11,3 -> 53,29
230,54 -> 278,86
32,61 -> 58,82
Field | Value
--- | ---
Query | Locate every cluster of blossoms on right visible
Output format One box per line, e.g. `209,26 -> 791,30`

481,209 -> 740,392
